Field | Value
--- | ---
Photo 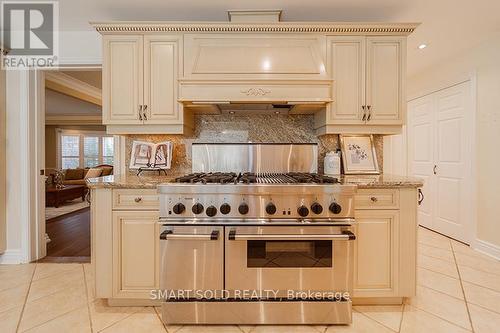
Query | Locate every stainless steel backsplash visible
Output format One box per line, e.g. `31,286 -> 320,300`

192,143 -> 318,173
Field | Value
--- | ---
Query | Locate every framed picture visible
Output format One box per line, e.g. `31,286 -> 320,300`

339,135 -> 380,174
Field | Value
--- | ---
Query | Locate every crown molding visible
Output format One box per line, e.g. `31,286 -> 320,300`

45,114 -> 102,125
91,21 -> 419,35
45,71 -> 102,106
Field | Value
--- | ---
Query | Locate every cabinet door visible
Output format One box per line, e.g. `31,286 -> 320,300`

353,210 -> 399,297
326,36 -> 366,124
366,37 -> 405,125
112,211 -> 159,298
102,35 -> 143,124
143,35 -> 182,124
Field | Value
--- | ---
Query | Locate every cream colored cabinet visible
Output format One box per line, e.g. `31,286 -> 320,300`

103,35 -> 143,124
112,211 -> 159,299
102,35 -> 189,133
353,188 -> 417,301
317,36 -> 405,134
353,210 -> 399,297
365,37 -> 405,124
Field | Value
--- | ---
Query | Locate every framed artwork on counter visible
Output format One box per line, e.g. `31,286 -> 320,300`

339,135 -> 380,175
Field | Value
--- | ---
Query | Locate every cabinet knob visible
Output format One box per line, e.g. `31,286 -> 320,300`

370,196 -> 378,202
134,197 -> 142,203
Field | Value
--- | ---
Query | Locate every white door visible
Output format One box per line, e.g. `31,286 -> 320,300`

408,81 -> 473,243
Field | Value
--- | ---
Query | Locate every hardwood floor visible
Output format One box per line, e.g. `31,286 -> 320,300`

44,207 -> 90,261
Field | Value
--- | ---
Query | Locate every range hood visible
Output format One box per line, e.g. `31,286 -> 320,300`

178,9 -> 332,114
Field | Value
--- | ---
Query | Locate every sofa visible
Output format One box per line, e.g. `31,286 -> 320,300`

46,164 -> 113,188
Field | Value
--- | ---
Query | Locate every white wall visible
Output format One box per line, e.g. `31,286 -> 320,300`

59,31 -> 102,64
407,32 -> 500,253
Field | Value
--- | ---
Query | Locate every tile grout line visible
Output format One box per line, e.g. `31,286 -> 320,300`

451,240 -> 476,333
15,264 -> 37,333
153,306 -> 169,332
354,307 -> 399,332
397,303 -> 405,333
94,307 -> 144,333
82,264 -> 95,333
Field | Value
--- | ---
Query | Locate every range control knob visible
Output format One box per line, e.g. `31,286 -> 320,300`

220,203 -> 231,215
298,205 -> 309,217
266,202 -> 277,215
329,202 -> 342,214
206,205 -> 217,217
172,203 -> 185,214
238,202 -> 249,215
311,202 -> 323,215
192,203 -> 204,215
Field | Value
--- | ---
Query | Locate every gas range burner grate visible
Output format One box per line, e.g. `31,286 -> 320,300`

174,172 -> 339,184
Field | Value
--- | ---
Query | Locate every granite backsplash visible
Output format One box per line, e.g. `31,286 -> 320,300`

125,114 -> 383,176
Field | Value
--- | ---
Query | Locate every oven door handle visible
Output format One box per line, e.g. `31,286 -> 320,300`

160,229 -> 219,241
228,230 -> 355,241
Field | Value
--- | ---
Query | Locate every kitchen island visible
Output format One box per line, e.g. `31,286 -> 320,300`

87,174 -> 423,307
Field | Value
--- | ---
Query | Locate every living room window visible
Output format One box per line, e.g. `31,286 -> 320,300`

57,130 -> 114,169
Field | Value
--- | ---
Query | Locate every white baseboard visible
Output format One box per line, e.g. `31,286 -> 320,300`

473,239 -> 500,260
0,249 -> 24,264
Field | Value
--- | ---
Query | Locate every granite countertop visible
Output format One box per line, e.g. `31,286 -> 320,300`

87,174 -> 423,189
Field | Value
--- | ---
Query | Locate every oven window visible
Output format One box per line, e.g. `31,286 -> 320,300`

247,240 -> 332,267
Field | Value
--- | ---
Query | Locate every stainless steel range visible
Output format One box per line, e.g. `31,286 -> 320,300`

158,143 -> 356,325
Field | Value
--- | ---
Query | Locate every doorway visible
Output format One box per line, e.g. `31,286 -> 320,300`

407,81 -> 475,244
40,68 -> 113,262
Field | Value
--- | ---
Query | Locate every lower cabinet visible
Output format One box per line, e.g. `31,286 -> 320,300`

112,211 -> 160,298
353,210 -> 399,297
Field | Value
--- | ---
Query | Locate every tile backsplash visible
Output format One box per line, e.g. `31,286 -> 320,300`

125,114 -> 383,176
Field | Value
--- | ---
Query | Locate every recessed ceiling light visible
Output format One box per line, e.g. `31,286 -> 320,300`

418,44 -> 427,50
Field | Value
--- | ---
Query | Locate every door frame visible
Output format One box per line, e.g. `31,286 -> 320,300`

406,74 -> 477,245
30,64 -> 107,262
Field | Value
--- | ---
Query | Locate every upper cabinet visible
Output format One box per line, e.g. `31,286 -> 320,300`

102,34 -> 192,134
94,21 -> 415,135
315,36 -> 406,134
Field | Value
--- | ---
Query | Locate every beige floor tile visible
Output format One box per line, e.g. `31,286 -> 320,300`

353,305 -> 403,332
88,298 -> 145,332
458,265 -> 500,292
417,267 -> 464,299
27,265 -> 85,302
326,311 -> 394,332
468,303 -> 500,333
0,305 -> 23,333
417,243 -> 455,262
418,237 -> 451,251
462,281 -> 500,314
18,282 -> 87,332
83,263 -> 96,302
455,252 -> 500,276
417,254 -> 459,278
0,282 -> 30,313
400,304 -> 470,333
100,307 -> 166,332
23,306 -> 91,333
237,325 -> 255,333
0,264 -> 35,292
32,263 -> 81,281
405,285 -> 471,330
251,325 -> 319,333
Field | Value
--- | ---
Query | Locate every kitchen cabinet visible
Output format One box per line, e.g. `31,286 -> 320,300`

316,36 -> 406,134
112,211 -> 159,299
353,188 -> 417,301
102,35 -> 192,134
353,210 -> 399,297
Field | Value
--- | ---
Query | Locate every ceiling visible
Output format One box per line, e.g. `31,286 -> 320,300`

59,0 -> 500,76
62,71 -> 102,89
45,89 -> 101,116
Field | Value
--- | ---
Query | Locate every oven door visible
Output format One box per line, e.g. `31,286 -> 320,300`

160,226 -> 224,294
225,226 -> 355,297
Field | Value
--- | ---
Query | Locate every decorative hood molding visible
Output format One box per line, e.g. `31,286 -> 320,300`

91,22 -> 418,35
